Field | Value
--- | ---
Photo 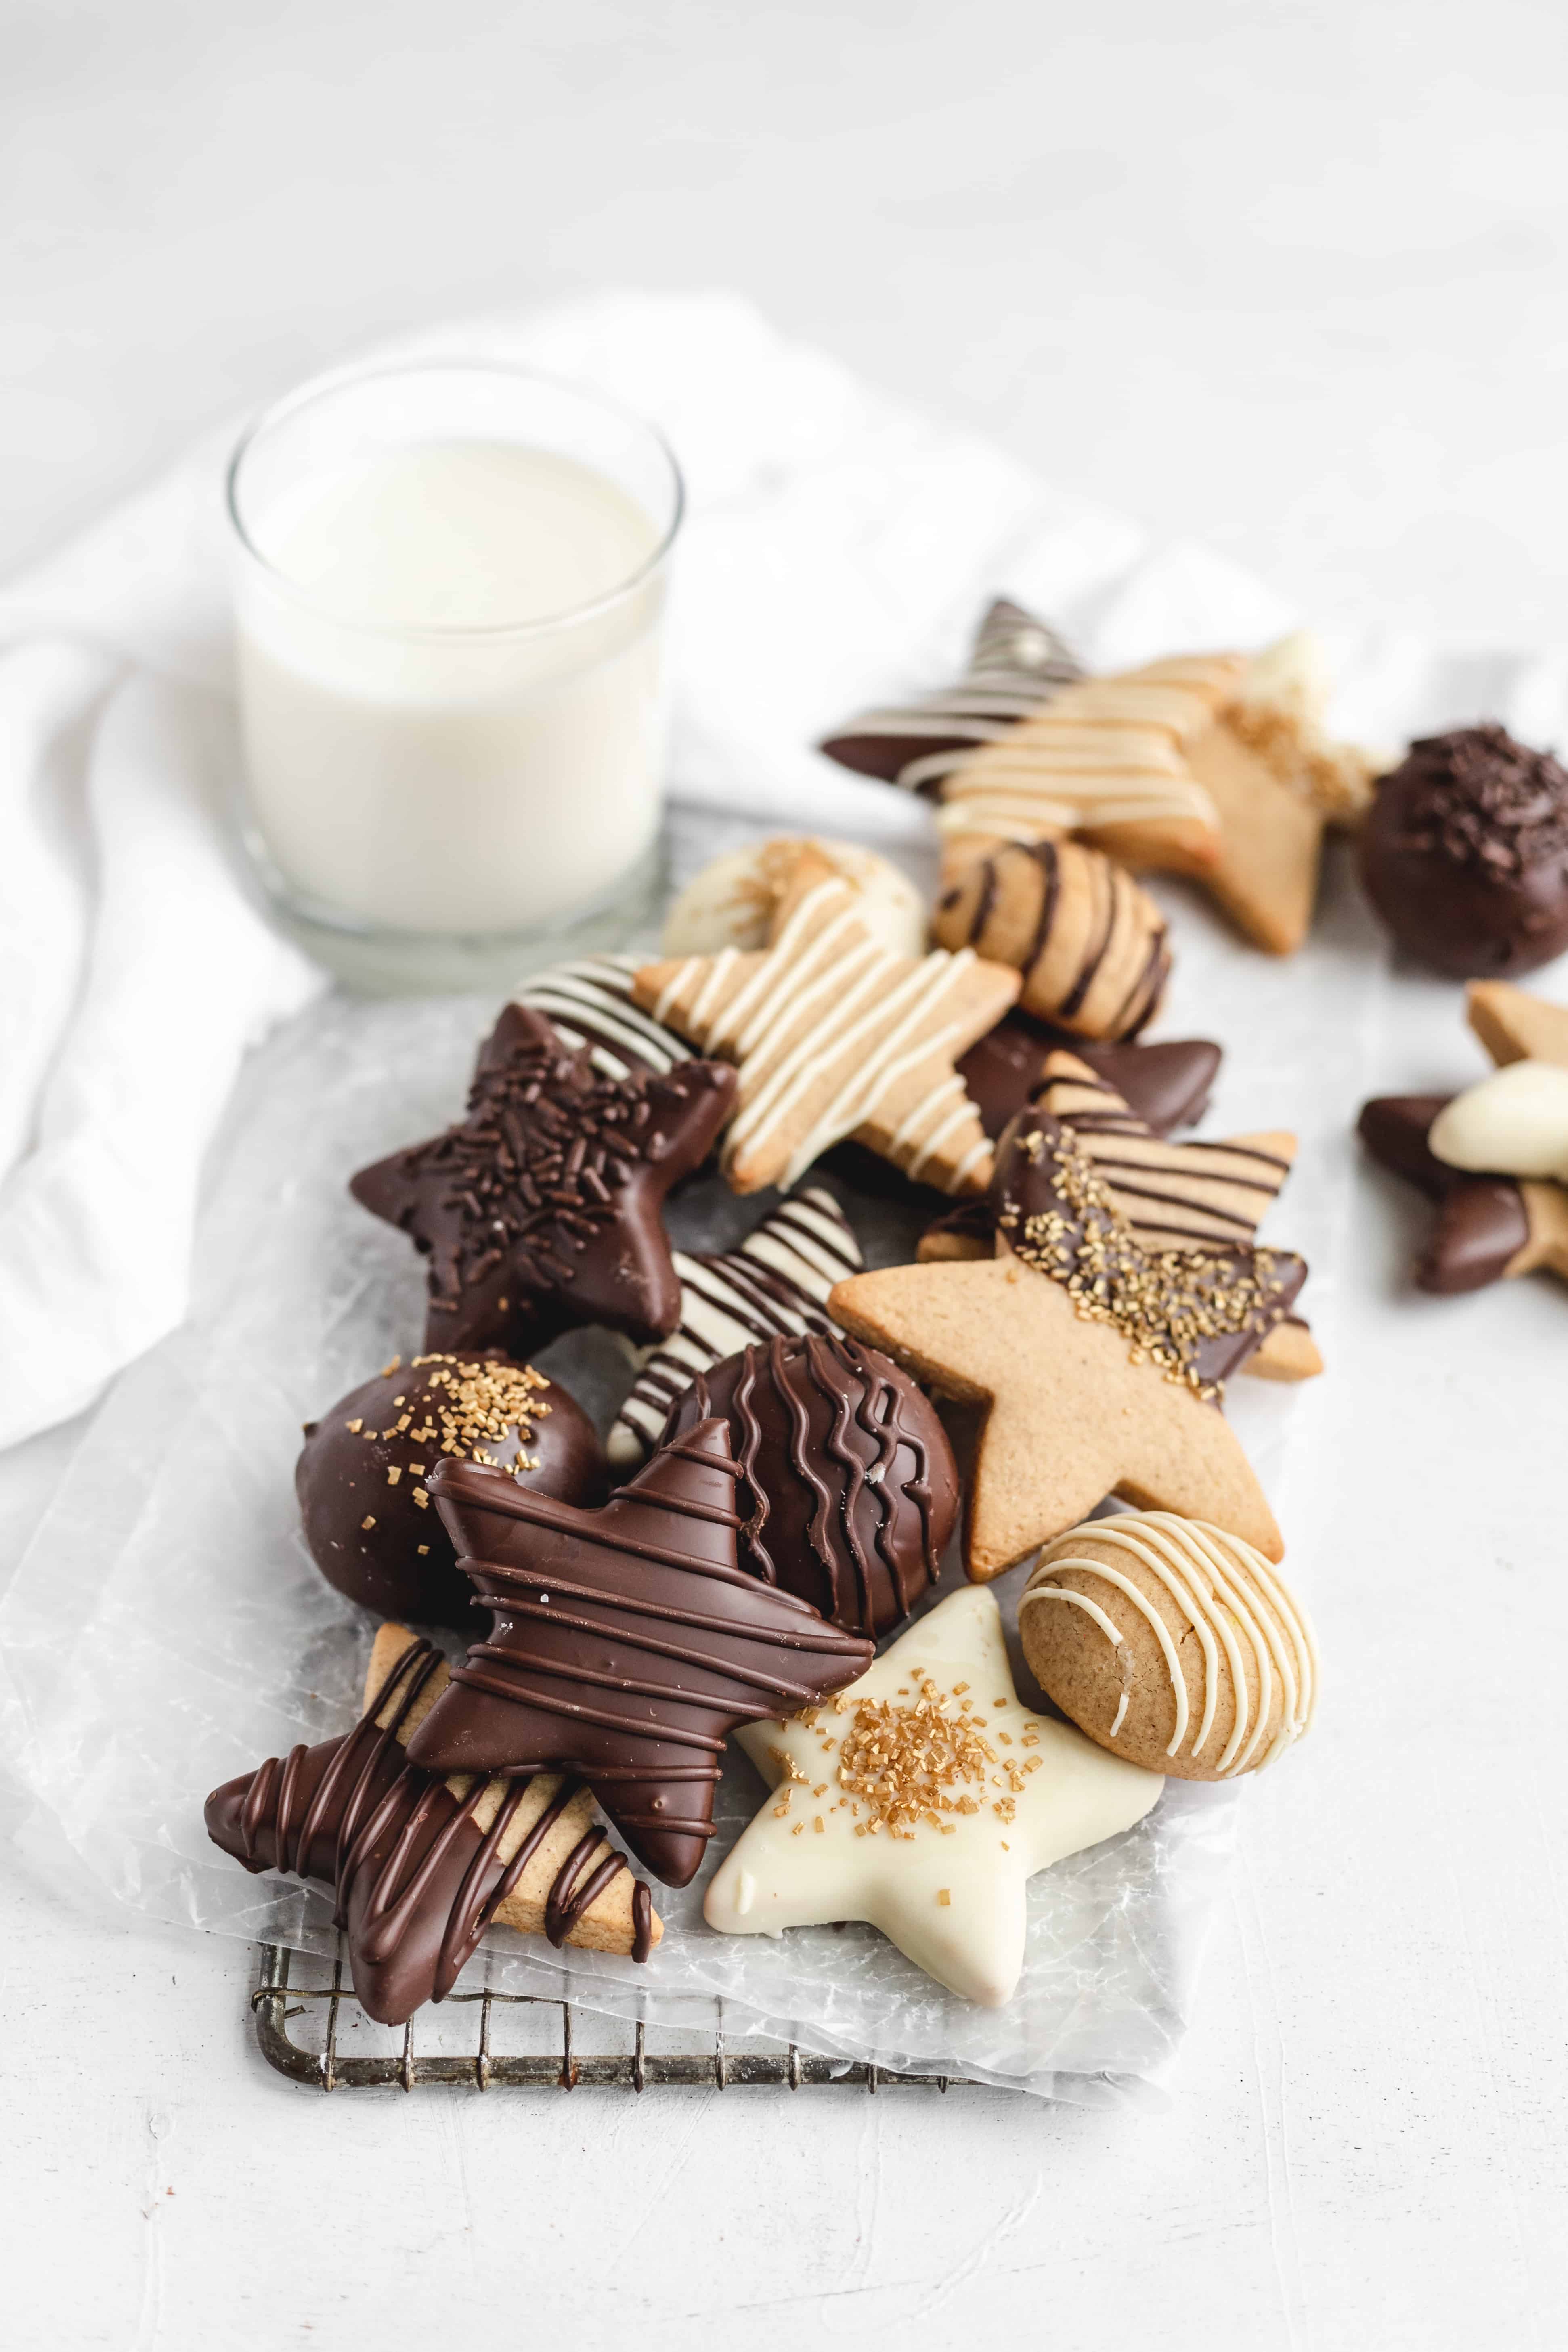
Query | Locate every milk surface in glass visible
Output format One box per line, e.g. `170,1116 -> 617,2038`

235,437 -> 667,936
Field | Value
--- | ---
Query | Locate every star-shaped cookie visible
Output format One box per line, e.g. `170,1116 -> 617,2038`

405,1417 -> 873,1886
606,1186 -> 862,1465
830,1109 -> 1298,1576
818,597 -> 1085,797
704,1584 -> 1162,2007
633,869 -> 1019,1197
1358,977 -> 1568,1294
205,1627 -> 660,2024
919,1052 -> 1322,1380
350,1004 -> 736,1356
938,639 -> 1376,955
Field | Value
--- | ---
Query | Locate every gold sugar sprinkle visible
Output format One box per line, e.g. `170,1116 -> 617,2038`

386,1466 -> 402,1486
1001,1127 -> 1290,1400
361,1516 -> 375,1531
409,1354 -> 553,1481
413,1488 -> 430,1510
344,1417 -> 363,1433
830,1682 -> 998,1841
936,1889 -> 951,1907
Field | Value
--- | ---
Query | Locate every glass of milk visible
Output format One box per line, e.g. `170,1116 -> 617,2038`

226,361 -> 683,991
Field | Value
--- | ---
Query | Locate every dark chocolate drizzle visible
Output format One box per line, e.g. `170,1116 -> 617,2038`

938,839 -> 1170,1040
205,1635 -> 656,2024
406,1419 -> 873,1887
349,1004 -> 736,1357
662,1331 -> 958,1640
1357,1093 -> 1531,1293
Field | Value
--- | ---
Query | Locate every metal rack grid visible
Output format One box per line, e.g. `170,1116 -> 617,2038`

252,1941 -> 962,2092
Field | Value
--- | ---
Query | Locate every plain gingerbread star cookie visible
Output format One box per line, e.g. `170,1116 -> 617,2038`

704,1584 -> 1162,2007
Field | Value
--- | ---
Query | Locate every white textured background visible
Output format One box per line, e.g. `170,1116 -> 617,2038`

4,5 -> 1568,2347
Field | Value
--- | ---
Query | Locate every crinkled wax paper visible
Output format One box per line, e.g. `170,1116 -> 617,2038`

0,826 -> 1374,2101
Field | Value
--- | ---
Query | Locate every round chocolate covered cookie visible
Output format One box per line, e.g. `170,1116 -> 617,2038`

661,1331 -> 958,1639
1358,725 -> 1568,978
297,1354 -> 601,1627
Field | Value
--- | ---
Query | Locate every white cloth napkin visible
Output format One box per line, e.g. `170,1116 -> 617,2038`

4,288 -> 1563,1451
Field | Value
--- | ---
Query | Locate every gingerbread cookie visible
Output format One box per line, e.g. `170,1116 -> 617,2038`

830,1110 -> 1297,1577
205,1627 -> 659,2025
663,837 -> 924,959
820,597 -> 1084,796
660,1331 -> 958,1639
607,1187 -> 862,1465
298,1353 -> 602,1627
1467,978 -> 1568,1070
1019,1512 -> 1317,1781
516,953 -> 690,1082
633,872 -> 1019,1197
932,838 -> 1171,1041
406,1418 -> 873,1886
350,1005 -> 735,1356
940,639 -> 1373,955
704,1584 -> 1161,2007
937,654 -> 1237,876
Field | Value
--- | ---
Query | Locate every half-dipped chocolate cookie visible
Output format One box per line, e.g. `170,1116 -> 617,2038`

297,1353 -> 602,1627
1358,725 -> 1568,978
661,1331 -> 959,1639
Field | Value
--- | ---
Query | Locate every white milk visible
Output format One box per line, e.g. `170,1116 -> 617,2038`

234,441 -> 667,935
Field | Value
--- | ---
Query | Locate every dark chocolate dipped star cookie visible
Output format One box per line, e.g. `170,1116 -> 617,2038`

350,1005 -> 736,1357
830,1109 -> 1301,1577
407,1418 -> 873,1886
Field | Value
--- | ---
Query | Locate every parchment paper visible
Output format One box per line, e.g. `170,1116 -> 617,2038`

0,817 -> 1369,2101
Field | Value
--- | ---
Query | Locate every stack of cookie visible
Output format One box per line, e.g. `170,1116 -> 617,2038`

207,795 -> 1325,2021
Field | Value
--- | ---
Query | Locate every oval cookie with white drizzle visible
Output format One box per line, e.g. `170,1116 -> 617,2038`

1019,1511 -> 1318,1780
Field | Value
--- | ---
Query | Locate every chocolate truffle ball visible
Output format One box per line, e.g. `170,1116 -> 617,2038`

1358,725 -> 1568,978
297,1354 -> 601,1627
661,1331 -> 959,1639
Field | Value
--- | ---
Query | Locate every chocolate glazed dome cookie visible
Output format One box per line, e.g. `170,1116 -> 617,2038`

297,1354 -> 601,1627
661,1332 -> 959,1639
1358,726 -> 1568,978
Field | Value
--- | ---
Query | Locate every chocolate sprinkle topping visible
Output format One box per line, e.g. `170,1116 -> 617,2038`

1387,726 -> 1568,878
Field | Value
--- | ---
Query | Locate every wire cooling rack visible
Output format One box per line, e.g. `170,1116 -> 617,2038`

252,1941 -> 962,2092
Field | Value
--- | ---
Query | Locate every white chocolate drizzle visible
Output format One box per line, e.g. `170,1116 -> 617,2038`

939,657 -> 1243,846
645,878 -> 1010,1194
518,954 -> 687,1081
1020,1511 -> 1318,1774
821,599 -> 1084,794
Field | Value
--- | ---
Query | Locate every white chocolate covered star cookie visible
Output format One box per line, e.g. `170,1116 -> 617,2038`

704,1585 -> 1162,2006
